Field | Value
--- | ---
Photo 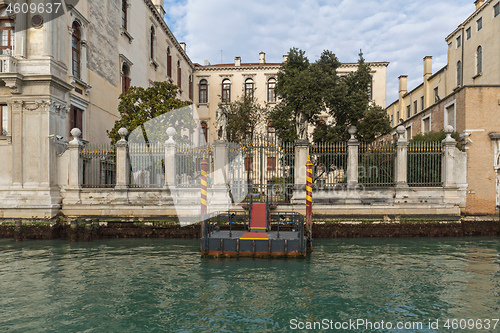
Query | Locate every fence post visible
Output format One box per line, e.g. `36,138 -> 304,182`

442,125 -> 458,188
213,141 -> 229,186
292,139 -> 309,204
395,125 -> 408,187
115,128 -> 129,190
294,139 -> 309,187
347,126 -> 359,187
68,128 -> 83,189
164,127 -> 177,189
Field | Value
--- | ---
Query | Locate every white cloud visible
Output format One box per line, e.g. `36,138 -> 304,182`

164,0 -> 475,104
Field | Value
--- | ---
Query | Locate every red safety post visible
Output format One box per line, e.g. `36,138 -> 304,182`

200,154 -> 208,252
306,155 -> 313,240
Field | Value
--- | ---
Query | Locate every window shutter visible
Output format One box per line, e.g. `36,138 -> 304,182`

69,105 -> 75,135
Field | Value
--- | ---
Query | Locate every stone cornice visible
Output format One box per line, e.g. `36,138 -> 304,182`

195,64 -> 281,71
143,0 -> 194,69
195,61 -> 389,72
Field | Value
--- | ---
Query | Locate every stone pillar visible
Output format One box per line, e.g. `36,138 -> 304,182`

442,125 -> 458,188
164,127 -> 177,188
115,128 -> 129,190
211,140 -> 231,209
213,141 -> 229,186
68,128 -> 83,189
395,125 -> 408,187
347,126 -> 359,187
294,139 -> 309,186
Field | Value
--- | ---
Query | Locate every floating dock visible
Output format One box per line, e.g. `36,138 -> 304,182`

201,202 -> 311,258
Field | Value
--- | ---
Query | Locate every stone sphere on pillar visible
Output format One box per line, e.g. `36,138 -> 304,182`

70,128 -> 81,140
348,125 -> 357,140
396,125 -> 405,135
444,125 -> 454,134
118,127 -> 128,140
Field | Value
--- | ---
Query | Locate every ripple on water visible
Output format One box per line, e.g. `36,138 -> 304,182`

0,237 -> 499,332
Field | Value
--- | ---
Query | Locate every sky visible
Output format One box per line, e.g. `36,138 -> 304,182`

163,0 -> 474,105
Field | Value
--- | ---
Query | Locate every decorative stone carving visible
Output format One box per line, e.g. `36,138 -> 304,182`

296,111 -> 307,141
216,103 -> 228,141
3,77 -> 22,94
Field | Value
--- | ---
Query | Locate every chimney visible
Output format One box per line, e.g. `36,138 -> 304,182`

259,52 -> 265,64
204,60 -> 210,66
152,0 -> 166,16
398,75 -> 408,96
235,56 -> 241,66
283,55 -> 288,62
423,56 -> 432,108
179,42 -> 186,52
474,0 -> 485,10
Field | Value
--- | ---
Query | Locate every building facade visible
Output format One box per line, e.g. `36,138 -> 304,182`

385,0 -> 500,215
194,53 -> 388,143
0,0 -> 193,217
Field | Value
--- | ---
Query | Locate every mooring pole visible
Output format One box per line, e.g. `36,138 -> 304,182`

306,155 -> 313,240
200,154 -> 208,253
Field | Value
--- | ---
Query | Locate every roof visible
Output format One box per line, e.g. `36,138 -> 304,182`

445,0 -> 492,41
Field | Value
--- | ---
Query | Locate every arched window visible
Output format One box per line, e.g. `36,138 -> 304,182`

267,78 -> 276,103
457,61 -> 462,86
167,47 -> 172,77
121,63 -> 131,94
177,60 -> 181,88
71,22 -> 81,79
221,79 -> 231,103
245,78 -> 254,100
476,45 -> 482,74
121,0 -> 127,29
150,26 -> 155,60
199,79 -> 208,103
0,13 -> 15,55
200,121 -> 208,145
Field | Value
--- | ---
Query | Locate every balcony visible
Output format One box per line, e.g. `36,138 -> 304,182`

0,54 -> 18,73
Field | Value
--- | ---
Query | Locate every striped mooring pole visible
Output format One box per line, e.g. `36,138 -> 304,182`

200,154 -> 208,252
306,155 -> 313,240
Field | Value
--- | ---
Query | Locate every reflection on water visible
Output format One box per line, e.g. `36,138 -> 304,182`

0,238 -> 499,332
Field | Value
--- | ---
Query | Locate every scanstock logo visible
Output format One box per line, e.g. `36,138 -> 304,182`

3,0 -> 79,31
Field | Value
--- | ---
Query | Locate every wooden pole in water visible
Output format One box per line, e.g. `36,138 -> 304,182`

306,155 -> 313,240
200,154 -> 208,253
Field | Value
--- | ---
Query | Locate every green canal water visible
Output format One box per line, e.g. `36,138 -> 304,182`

1,237 -> 499,332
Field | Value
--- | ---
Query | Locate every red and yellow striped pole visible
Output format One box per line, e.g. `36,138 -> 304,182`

200,154 -> 209,254
306,155 -> 313,239
201,154 -> 208,221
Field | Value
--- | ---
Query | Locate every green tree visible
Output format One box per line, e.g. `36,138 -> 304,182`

107,81 -> 192,144
319,51 -> 391,143
271,48 -> 326,142
226,94 -> 269,142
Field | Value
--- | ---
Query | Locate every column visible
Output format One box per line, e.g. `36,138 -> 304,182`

442,125 -> 457,188
115,128 -> 129,190
294,139 -> 309,186
68,128 -> 83,188
164,127 -> 176,189
347,126 -> 359,187
395,125 -> 408,187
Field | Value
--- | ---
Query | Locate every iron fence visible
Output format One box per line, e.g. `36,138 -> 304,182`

358,142 -> 396,187
128,142 -> 165,188
407,141 -> 442,187
81,143 -> 116,188
310,142 -> 347,187
239,135 -> 294,203
176,143 -> 212,188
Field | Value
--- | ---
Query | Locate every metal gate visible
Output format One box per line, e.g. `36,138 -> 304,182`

235,135 -> 294,203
